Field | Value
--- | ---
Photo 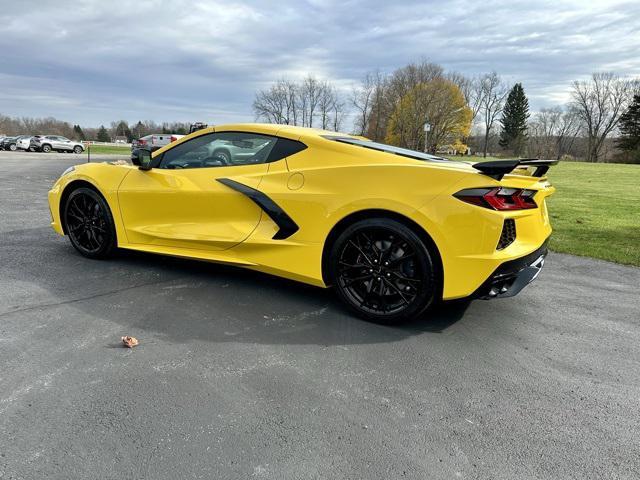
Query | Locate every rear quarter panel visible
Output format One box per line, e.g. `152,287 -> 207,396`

246,139 -> 480,286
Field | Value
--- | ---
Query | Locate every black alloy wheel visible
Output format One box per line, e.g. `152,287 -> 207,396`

64,187 -> 116,259
330,218 -> 437,324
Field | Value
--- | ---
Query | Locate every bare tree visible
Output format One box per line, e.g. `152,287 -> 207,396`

528,106 -> 581,159
364,71 -> 388,141
478,72 -> 508,157
351,72 -> 378,136
298,75 -> 324,127
554,107 -> 582,159
332,98 -> 347,132
253,75 -> 345,131
253,80 -> 290,124
317,81 -> 336,130
570,72 -> 633,162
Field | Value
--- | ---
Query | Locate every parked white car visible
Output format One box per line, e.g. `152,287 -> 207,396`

16,135 -> 34,151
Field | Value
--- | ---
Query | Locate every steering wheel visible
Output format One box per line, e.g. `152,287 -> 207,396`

210,149 -> 231,165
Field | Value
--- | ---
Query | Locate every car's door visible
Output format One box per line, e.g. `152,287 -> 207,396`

43,136 -> 56,149
49,136 -> 64,150
58,136 -> 72,151
117,131 -> 279,251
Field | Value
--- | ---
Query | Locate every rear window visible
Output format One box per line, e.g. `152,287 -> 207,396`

324,136 -> 452,163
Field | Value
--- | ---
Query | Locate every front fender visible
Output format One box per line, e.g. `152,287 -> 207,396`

48,163 -> 134,242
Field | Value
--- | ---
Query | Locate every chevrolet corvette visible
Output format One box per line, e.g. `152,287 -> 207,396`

48,124 -> 556,323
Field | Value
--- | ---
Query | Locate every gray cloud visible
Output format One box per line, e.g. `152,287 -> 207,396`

0,0 -> 638,126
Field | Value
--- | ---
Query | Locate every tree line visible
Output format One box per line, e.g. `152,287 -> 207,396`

254,62 -> 640,163
253,76 -> 346,131
0,116 -> 192,143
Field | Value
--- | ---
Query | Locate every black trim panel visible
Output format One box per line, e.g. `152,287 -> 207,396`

217,178 -> 299,240
267,137 -> 307,162
473,239 -> 549,299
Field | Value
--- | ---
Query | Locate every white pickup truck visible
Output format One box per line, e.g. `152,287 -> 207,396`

131,134 -> 184,152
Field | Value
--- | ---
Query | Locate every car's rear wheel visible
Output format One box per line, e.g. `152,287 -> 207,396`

9,144 -> 16,151
329,218 -> 437,324
41,144 -> 52,153
73,145 -> 83,154
64,187 -> 116,259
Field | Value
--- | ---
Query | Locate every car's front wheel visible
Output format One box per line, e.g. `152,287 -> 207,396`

8,144 -> 16,151
329,218 -> 438,324
64,187 -> 116,259
73,145 -> 83,154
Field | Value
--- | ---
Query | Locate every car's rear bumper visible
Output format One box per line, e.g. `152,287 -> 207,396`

473,240 -> 548,299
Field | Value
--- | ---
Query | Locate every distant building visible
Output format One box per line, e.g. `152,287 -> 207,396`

113,136 -> 128,144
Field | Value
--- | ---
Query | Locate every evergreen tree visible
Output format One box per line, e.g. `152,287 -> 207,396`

616,94 -> 640,157
96,125 -> 110,142
499,83 -> 529,156
133,121 -> 145,139
72,124 -> 85,141
113,120 -> 133,142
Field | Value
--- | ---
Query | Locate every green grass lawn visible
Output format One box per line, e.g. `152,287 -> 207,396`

546,162 -> 639,266
85,145 -> 131,155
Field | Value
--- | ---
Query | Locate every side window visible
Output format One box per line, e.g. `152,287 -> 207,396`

159,132 -> 278,170
266,138 -> 307,162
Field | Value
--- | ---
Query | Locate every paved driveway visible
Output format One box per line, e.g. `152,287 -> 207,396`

1,152 -> 639,479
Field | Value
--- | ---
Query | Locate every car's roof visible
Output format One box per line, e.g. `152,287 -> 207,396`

211,123 -> 355,141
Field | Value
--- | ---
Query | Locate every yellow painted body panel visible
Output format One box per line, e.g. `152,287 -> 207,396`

48,123 -> 555,298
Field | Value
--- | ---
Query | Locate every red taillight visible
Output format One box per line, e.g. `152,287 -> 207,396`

455,187 -> 537,210
138,139 -> 147,145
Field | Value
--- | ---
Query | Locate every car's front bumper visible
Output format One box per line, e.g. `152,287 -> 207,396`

474,240 -> 548,299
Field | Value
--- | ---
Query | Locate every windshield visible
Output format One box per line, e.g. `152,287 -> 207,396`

324,136 -> 453,163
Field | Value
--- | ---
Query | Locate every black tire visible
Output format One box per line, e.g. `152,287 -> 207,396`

329,218 -> 438,324
41,144 -> 52,153
8,143 -> 17,151
64,187 -> 116,259
73,145 -> 83,154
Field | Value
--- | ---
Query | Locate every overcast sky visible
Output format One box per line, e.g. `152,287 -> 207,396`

0,0 -> 638,128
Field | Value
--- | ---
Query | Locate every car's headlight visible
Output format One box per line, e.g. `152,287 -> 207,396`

61,166 -> 75,176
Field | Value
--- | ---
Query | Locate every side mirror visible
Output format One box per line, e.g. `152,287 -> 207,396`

132,148 -> 152,170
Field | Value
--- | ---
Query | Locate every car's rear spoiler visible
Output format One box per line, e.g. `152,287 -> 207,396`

472,159 -> 559,180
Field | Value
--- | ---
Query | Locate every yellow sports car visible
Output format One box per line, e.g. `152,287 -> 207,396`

48,124 -> 556,323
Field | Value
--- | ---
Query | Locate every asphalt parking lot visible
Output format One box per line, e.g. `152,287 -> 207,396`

1,151 -> 639,479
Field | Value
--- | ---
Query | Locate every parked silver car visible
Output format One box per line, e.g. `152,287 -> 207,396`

32,135 -> 84,153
